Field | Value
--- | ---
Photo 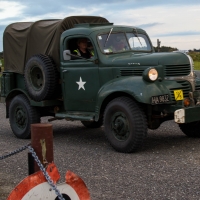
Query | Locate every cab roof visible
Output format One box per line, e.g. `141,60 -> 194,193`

62,23 -> 146,37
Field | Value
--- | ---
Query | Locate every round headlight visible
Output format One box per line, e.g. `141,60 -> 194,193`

143,68 -> 158,82
148,68 -> 158,81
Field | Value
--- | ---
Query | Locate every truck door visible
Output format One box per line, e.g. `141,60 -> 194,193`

61,37 -> 100,112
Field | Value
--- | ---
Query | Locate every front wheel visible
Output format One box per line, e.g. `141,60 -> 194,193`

9,94 -> 40,139
179,121 -> 200,137
104,97 -> 147,153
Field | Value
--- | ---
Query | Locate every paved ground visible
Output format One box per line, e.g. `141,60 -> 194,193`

1,102 -> 200,200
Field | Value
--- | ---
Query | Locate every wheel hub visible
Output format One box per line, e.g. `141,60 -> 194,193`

15,106 -> 26,129
111,112 -> 129,140
30,66 -> 43,90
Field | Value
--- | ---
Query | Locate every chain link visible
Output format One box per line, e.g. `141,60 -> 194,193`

0,144 -> 65,200
27,146 -> 65,200
0,144 -> 30,160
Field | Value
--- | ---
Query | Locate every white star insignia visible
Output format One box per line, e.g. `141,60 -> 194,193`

76,77 -> 86,90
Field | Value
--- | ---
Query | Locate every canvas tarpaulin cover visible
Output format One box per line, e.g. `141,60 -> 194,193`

3,16 -> 109,74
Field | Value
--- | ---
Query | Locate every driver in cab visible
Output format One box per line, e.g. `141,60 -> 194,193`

73,38 -> 94,59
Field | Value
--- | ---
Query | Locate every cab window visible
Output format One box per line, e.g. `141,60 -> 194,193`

66,37 -> 94,60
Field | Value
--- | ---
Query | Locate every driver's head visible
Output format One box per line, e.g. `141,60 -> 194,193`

77,38 -> 88,49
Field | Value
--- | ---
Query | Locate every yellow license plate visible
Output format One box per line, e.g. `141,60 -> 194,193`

174,90 -> 184,101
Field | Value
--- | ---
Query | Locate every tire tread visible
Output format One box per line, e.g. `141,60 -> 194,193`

24,54 -> 58,101
104,96 -> 147,153
9,94 -> 40,139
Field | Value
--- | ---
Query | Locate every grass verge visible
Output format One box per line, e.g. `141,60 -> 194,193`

194,61 -> 200,70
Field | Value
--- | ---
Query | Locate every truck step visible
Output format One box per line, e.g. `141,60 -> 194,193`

55,111 -> 95,121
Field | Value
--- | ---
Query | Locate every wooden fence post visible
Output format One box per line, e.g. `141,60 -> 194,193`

29,123 -> 54,173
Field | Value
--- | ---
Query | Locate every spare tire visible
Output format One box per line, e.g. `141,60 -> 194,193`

24,54 -> 58,101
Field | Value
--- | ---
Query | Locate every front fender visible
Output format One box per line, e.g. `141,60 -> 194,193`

95,76 -> 172,117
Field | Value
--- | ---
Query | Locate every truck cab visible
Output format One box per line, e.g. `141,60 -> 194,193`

59,23 -> 154,115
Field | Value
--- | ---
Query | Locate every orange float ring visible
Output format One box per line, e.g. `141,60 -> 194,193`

7,163 -> 90,200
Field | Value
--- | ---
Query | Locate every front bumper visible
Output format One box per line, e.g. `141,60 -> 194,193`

175,106 -> 200,123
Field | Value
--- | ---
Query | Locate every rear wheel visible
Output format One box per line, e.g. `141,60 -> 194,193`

24,54 -> 58,101
9,94 -> 40,139
104,97 -> 147,153
179,121 -> 200,137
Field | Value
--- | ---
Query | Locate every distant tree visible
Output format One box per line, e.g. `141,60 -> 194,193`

189,49 -> 200,52
154,46 -> 178,52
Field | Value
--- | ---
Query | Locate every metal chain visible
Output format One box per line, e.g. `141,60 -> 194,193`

27,146 -> 65,200
0,144 -> 30,160
0,144 -> 65,200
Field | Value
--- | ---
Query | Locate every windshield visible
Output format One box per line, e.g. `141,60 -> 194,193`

97,32 -> 152,54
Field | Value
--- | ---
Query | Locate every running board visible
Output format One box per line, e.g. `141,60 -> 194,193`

55,111 -> 95,121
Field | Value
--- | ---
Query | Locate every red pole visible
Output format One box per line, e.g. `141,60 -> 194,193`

31,123 -> 54,172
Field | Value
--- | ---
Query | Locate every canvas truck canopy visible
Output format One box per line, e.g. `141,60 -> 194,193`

3,16 -> 109,74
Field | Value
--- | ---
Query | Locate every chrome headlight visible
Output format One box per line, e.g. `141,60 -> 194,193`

143,67 -> 158,82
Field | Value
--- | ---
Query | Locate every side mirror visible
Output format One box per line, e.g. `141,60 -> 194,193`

63,50 -> 71,60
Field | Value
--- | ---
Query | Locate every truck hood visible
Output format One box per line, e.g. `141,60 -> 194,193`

110,52 -> 190,66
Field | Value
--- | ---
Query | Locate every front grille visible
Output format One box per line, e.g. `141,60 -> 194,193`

165,64 -> 191,77
169,81 -> 191,101
120,69 -> 144,76
195,84 -> 200,91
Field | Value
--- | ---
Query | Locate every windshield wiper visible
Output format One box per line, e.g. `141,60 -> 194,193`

133,28 -> 142,46
104,28 -> 113,47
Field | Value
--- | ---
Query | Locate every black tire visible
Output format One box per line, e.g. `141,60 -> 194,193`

179,121 -> 200,137
104,97 -> 147,153
81,117 -> 103,128
24,54 -> 58,101
9,94 -> 40,139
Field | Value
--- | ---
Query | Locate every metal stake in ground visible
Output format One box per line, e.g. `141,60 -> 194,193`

30,123 -> 54,173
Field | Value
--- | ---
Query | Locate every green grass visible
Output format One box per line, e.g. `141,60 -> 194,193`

194,61 -> 200,70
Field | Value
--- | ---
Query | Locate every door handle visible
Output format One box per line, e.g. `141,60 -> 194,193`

63,70 -> 68,73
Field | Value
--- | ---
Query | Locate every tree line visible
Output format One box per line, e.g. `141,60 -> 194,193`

154,46 -> 178,52
153,47 -> 200,61
189,49 -> 200,52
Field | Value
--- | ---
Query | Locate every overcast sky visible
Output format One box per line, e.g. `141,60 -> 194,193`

0,0 -> 200,52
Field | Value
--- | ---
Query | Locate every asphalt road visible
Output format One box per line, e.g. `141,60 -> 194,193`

1,102 -> 200,200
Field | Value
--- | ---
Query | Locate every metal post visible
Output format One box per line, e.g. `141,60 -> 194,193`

157,39 -> 161,52
28,152 -> 35,175
29,123 -> 54,173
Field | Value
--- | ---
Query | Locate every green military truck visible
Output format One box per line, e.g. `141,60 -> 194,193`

1,16 -> 200,153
